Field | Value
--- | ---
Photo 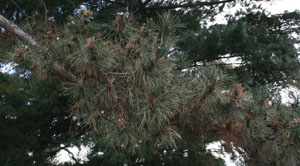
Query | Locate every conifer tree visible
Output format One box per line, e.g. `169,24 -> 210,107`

1,0 -> 300,165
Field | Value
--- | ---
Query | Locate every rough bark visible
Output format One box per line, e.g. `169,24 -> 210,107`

0,15 -> 78,83
0,15 -> 39,47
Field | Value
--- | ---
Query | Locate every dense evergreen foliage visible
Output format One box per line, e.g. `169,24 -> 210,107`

0,73 -> 83,165
1,0 -> 300,165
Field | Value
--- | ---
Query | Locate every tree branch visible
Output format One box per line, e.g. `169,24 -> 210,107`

39,0 -> 48,24
135,0 -> 152,12
0,14 -> 78,83
145,0 -> 235,10
105,0 -> 126,6
0,15 -> 39,47
64,148 -> 80,164
10,0 -> 30,18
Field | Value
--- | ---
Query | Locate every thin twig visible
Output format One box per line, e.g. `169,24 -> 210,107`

40,0 -> 48,24
64,148 -> 80,164
104,72 -> 129,75
10,0 -> 30,18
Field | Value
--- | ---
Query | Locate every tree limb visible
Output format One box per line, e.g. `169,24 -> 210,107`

0,14 -> 78,83
0,15 -> 39,47
105,0 -> 126,6
135,0 -> 152,12
145,0 -> 235,10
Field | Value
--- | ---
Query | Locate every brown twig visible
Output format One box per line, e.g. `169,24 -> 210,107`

39,0 -> 48,24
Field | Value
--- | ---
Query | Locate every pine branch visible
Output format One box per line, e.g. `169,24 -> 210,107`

192,84 -> 214,111
145,0 -> 235,10
0,14 -> 78,83
0,15 -> 39,47
105,0 -> 127,6
135,0 -> 152,12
